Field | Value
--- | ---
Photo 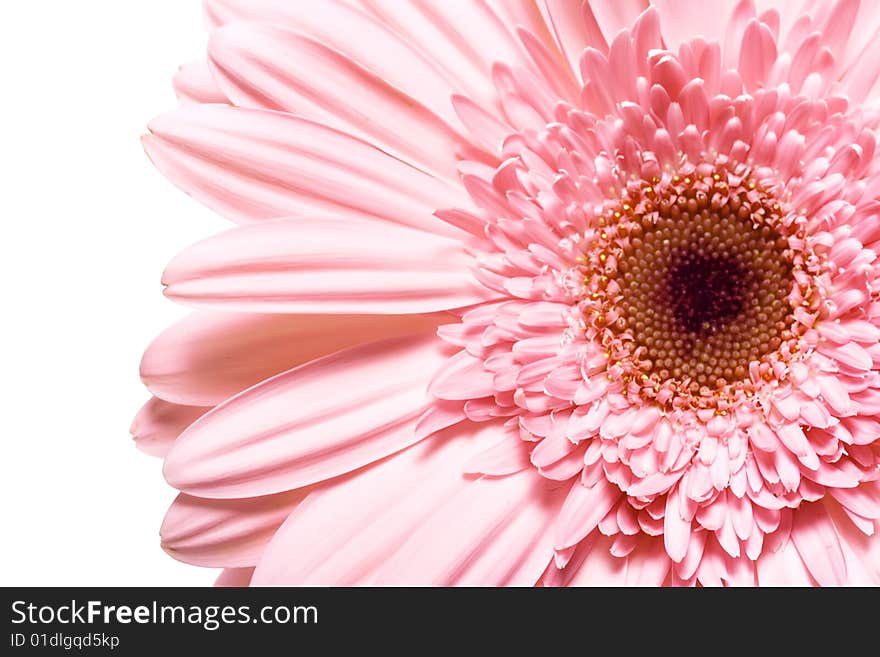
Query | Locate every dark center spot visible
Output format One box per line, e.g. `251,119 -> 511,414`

667,253 -> 746,334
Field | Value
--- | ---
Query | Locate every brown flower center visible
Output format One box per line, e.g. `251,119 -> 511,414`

580,165 -> 801,407
616,198 -> 793,392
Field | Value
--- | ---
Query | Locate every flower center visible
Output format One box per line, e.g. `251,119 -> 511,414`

618,199 -> 794,392
580,163 -> 802,408
666,252 -> 746,332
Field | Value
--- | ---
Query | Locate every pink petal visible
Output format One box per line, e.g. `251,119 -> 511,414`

161,490 -> 308,567
652,0 -> 737,51
517,26 -> 580,102
664,485 -> 692,562
463,426 -> 532,476
429,350 -> 496,400
163,333 -> 451,498
163,218 -> 498,315
144,104 -> 469,233
829,481 -> 880,520
452,94 -> 513,155
565,533 -> 629,585
825,498 -> 880,585
251,420 -> 506,585
172,61 -> 226,104
359,0 -> 531,110
130,398 -> 209,458
756,536 -> 816,586
414,400 -> 467,440
790,502 -> 847,586
215,568 -> 254,587
738,19 -> 777,91
141,311 -> 448,406
376,468 -> 565,585
208,22 -> 475,181
203,0 -> 464,125
530,433 -> 576,469
546,0 -> 648,64
555,478 -> 621,550
625,537 -> 671,586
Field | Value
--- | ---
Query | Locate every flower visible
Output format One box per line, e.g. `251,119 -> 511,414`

133,0 -> 880,586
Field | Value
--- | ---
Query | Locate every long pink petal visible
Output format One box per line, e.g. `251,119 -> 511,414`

203,0 -> 465,125
144,104 -> 470,233
790,502 -> 847,586
663,485 -> 692,562
162,218 -> 499,315
488,0 -> 569,71
555,478 -> 622,550
565,533 -> 630,585
208,23 -> 477,181
651,0 -> 738,50
462,423 -> 532,475
163,333 -> 452,498
215,568 -> 254,587
141,311 -> 448,406
361,0 -> 533,108
130,398 -> 209,458
541,0 -> 608,74
161,490 -> 308,567
587,0 -> 652,42
172,61 -> 227,104
376,468 -> 565,586
824,498 -> 880,585
429,349 -> 496,400
829,481 -> 880,520
755,536 -> 816,586
251,421 -> 505,585
624,537 -> 672,586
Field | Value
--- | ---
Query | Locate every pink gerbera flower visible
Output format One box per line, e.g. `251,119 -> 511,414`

133,0 -> 880,586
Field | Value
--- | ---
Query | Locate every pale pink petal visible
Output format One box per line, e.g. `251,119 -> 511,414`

376,468 -> 566,586
215,568 -> 254,587
541,0 -> 609,74
789,502 -> 847,586
555,478 -> 622,549
565,533 -> 630,585
359,0 -> 531,110
203,0 -> 464,124
141,311 -> 449,406
144,104 -> 470,232
163,333 -> 451,498
586,0 -> 652,43
130,397 -> 209,458
756,537 -> 816,586
840,23 -> 880,103
663,485 -> 692,562
462,424 -> 532,476
824,497 -> 880,585
829,481 -> 880,521
429,350 -> 496,400
251,421 -> 505,585
452,94 -> 514,155
172,61 -> 227,104
488,0 -> 568,69
208,22 -> 479,181
161,490 -> 308,567
414,400 -> 468,440
624,537 -> 672,585
162,218 -> 499,315
652,0 -> 738,50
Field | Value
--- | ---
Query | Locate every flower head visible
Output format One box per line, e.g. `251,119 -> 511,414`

135,0 -> 880,586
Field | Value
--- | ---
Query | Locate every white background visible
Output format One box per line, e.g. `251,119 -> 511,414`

1,2 -> 223,585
